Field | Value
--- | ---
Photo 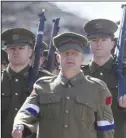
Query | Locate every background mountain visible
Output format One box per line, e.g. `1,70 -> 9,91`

1,1 -> 92,64
2,2 -> 89,41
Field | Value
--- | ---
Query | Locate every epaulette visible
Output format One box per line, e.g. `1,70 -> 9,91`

42,69 -> 53,75
81,64 -> 91,75
37,75 -> 57,84
85,75 -> 107,89
39,69 -> 54,76
81,64 -> 89,69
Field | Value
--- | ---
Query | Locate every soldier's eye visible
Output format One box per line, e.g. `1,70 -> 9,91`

64,52 -> 69,56
91,39 -> 97,42
10,47 -> 15,50
102,38 -> 106,41
19,47 -> 24,50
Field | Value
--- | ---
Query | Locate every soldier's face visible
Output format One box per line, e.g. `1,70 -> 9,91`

6,45 -> 33,66
39,56 -> 45,68
89,37 -> 114,58
56,49 -> 84,72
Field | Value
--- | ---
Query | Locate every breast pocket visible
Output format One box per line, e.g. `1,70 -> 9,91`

39,95 -> 61,120
74,96 -> 96,124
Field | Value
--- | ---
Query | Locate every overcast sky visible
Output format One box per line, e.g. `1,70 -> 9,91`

53,2 -> 126,37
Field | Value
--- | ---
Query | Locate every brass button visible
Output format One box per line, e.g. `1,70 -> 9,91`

15,108 -> 18,111
49,100 -> 51,103
65,110 -> 69,114
100,72 -> 103,76
66,96 -> 70,100
68,85 -> 71,88
2,93 -> 4,95
15,79 -> 18,82
64,124 -> 68,128
15,93 -> 18,95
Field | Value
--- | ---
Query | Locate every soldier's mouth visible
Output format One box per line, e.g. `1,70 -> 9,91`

67,62 -> 74,65
96,49 -> 103,50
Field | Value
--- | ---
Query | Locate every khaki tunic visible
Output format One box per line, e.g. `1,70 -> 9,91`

82,57 -> 126,138
14,71 -> 114,138
1,65 -> 53,138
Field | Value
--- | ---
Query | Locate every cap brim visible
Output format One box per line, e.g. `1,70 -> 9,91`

58,43 -> 83,53
5,42 -> 31,48
88,34 -> 112,40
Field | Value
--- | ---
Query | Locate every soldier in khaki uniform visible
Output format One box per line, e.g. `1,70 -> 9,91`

1,28 -> 53,138
12,32 -> 114,138
82,19 -> 126,138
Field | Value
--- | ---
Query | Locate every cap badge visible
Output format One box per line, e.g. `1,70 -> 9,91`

95,22 -> 102,29
12,34 -> 19,40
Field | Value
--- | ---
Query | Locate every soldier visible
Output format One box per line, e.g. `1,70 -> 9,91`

1,49 -> 9,70
29,41 -> 53,76
12,32 -> 114,138
82,19 -> 126,138
1,28 -> 53,138
51,51 -> 60,75
39,42 -> 48,70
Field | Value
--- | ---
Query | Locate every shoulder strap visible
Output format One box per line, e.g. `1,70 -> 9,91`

86,75 -> 107,88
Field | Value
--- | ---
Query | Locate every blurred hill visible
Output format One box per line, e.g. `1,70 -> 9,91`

1,1 -> 92,64
2,1 -> 89,42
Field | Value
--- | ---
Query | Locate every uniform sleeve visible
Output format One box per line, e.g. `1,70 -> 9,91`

96,83 -> 114,138
13,81 -> 41,137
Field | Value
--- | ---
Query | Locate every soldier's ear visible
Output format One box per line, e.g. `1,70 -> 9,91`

28,48 -> 33,58
56,53 -> 60,63
111,37 -> 117,49
111,40 -> 115,50
81,54 -> 85,63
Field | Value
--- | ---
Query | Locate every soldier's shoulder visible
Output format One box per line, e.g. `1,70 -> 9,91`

39,69 -> 54,77
85,75 -> 111,101
81,64 -> 89,69
81,64 -> 90,72
36,75 -> 57,84
33,75 -> 57,91
85,75 -> 107,88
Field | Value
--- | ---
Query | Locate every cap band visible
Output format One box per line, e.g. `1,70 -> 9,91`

5,41 -> 33,48
58,43 -> 83,53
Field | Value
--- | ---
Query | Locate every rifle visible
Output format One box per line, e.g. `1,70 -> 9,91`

46,18 -> 60,72
114,5 -> 126,100
28,9 -> 46,92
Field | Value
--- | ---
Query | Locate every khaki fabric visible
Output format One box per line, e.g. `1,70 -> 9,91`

82,57 -> 126,138
14,71 -> 114,138
2,65 -> 54,138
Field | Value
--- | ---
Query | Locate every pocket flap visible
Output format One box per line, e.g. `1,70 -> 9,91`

76,96 -> 87,104
40,95 -> 61,104
76,96 -> 95,109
